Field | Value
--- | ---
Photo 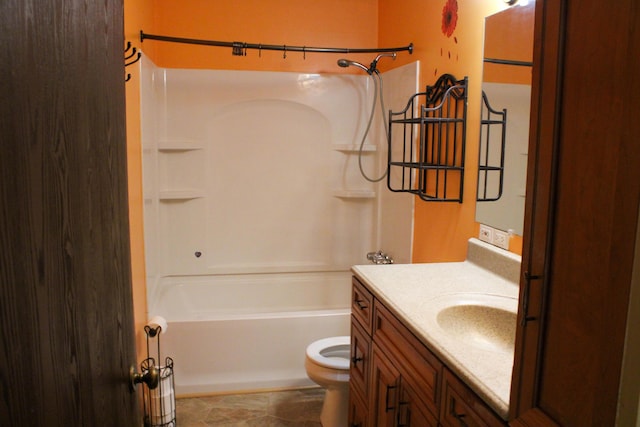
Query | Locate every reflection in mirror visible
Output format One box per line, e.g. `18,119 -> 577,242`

477,90 -> 507,202
475,2 -> 535,236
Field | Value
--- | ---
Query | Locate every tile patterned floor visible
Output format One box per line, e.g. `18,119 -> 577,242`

176,388 -> 324,427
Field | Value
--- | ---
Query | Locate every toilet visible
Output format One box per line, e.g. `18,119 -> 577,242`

304,336 -> 351,427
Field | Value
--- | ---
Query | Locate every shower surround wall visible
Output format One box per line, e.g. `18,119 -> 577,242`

140,55 -> 417,394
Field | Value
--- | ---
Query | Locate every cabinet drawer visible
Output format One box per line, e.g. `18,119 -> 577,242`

350,318 -> 370,399
352,276 -> 374,333
373,300 -> 442,414
440,368 -> 507,427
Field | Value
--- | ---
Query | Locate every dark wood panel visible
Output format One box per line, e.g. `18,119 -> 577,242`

509,0 -> 565,418
0,0 -> 137,425
510,0 -> 640,425
510,408 -> 560,427
538,0 -> 640,424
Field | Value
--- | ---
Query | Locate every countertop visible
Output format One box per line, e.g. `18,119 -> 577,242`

351,238 -> 521,420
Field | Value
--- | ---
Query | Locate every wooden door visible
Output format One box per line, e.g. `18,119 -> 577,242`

0,0 -> 139,426
510,0 -> 640,425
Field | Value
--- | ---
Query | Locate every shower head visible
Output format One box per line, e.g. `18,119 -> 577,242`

337,58 -> 371,74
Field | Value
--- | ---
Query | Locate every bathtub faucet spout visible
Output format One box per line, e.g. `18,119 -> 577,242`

367,251 -> 394,265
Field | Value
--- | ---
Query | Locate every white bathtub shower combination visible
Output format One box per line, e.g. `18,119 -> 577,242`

140,56 -> 418,395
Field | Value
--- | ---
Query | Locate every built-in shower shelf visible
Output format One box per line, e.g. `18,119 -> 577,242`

158,138 -> 203,151
332,144 -> 377,153
158,189 -> 205,200
332,189 -> 376,199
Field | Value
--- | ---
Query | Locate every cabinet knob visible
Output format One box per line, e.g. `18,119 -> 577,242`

351,355 -> 363,365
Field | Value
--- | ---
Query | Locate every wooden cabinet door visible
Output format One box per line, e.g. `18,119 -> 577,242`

351,319 -> 371,398
373,299 -> 442,418
510,0 -> 640,425
398,377 -> 439,427
350,318 -> 372,427
349,383 -> 370,427
370,343 -> 401,427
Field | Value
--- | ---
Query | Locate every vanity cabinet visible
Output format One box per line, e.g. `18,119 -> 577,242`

349,276 -> 506,427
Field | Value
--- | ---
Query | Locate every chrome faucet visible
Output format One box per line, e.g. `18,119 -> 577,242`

367,251 -> 394,265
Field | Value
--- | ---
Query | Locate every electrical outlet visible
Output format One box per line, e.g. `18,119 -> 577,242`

479,224 -> 493,244
493,229 -> 510,250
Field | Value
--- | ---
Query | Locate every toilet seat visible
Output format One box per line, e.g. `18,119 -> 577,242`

305,336 -> 350,370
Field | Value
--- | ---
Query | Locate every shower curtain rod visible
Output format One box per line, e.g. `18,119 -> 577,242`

140,31 -> 413,56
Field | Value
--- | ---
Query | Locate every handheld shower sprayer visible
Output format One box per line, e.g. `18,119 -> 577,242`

336,52 -> 396,75
336,59 -> 371,74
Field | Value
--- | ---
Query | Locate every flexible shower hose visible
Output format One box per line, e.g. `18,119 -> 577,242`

358,71 -> 390,183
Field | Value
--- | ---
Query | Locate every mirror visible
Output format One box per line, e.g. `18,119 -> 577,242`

475,2 -> 535,236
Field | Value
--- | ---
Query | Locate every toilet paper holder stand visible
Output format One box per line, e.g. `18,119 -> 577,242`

132,322 -> 176,427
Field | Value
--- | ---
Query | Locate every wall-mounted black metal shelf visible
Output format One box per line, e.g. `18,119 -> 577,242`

387,74 -> 468,202
477,90 -> 507,202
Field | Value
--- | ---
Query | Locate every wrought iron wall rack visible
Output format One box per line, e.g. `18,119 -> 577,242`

387,74 -> 468,202
477,90 -> 507,202
140,31 -> 413,57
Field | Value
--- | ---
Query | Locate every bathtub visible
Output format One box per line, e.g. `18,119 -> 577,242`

149,271 -> 352,396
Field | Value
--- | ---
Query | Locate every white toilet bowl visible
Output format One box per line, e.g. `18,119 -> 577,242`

304,336 -> 351,427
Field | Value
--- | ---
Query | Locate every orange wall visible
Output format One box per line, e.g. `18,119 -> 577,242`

124,0 -> 154,362
378,0 -> 508,261
483,2 -> 535,85
147,0 -> 380,74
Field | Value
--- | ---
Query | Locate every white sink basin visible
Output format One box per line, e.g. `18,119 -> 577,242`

430,294 -> 517,353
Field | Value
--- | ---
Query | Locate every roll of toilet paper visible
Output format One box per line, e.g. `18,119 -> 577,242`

146,316 -> 168,335
149,373 -> 175,424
